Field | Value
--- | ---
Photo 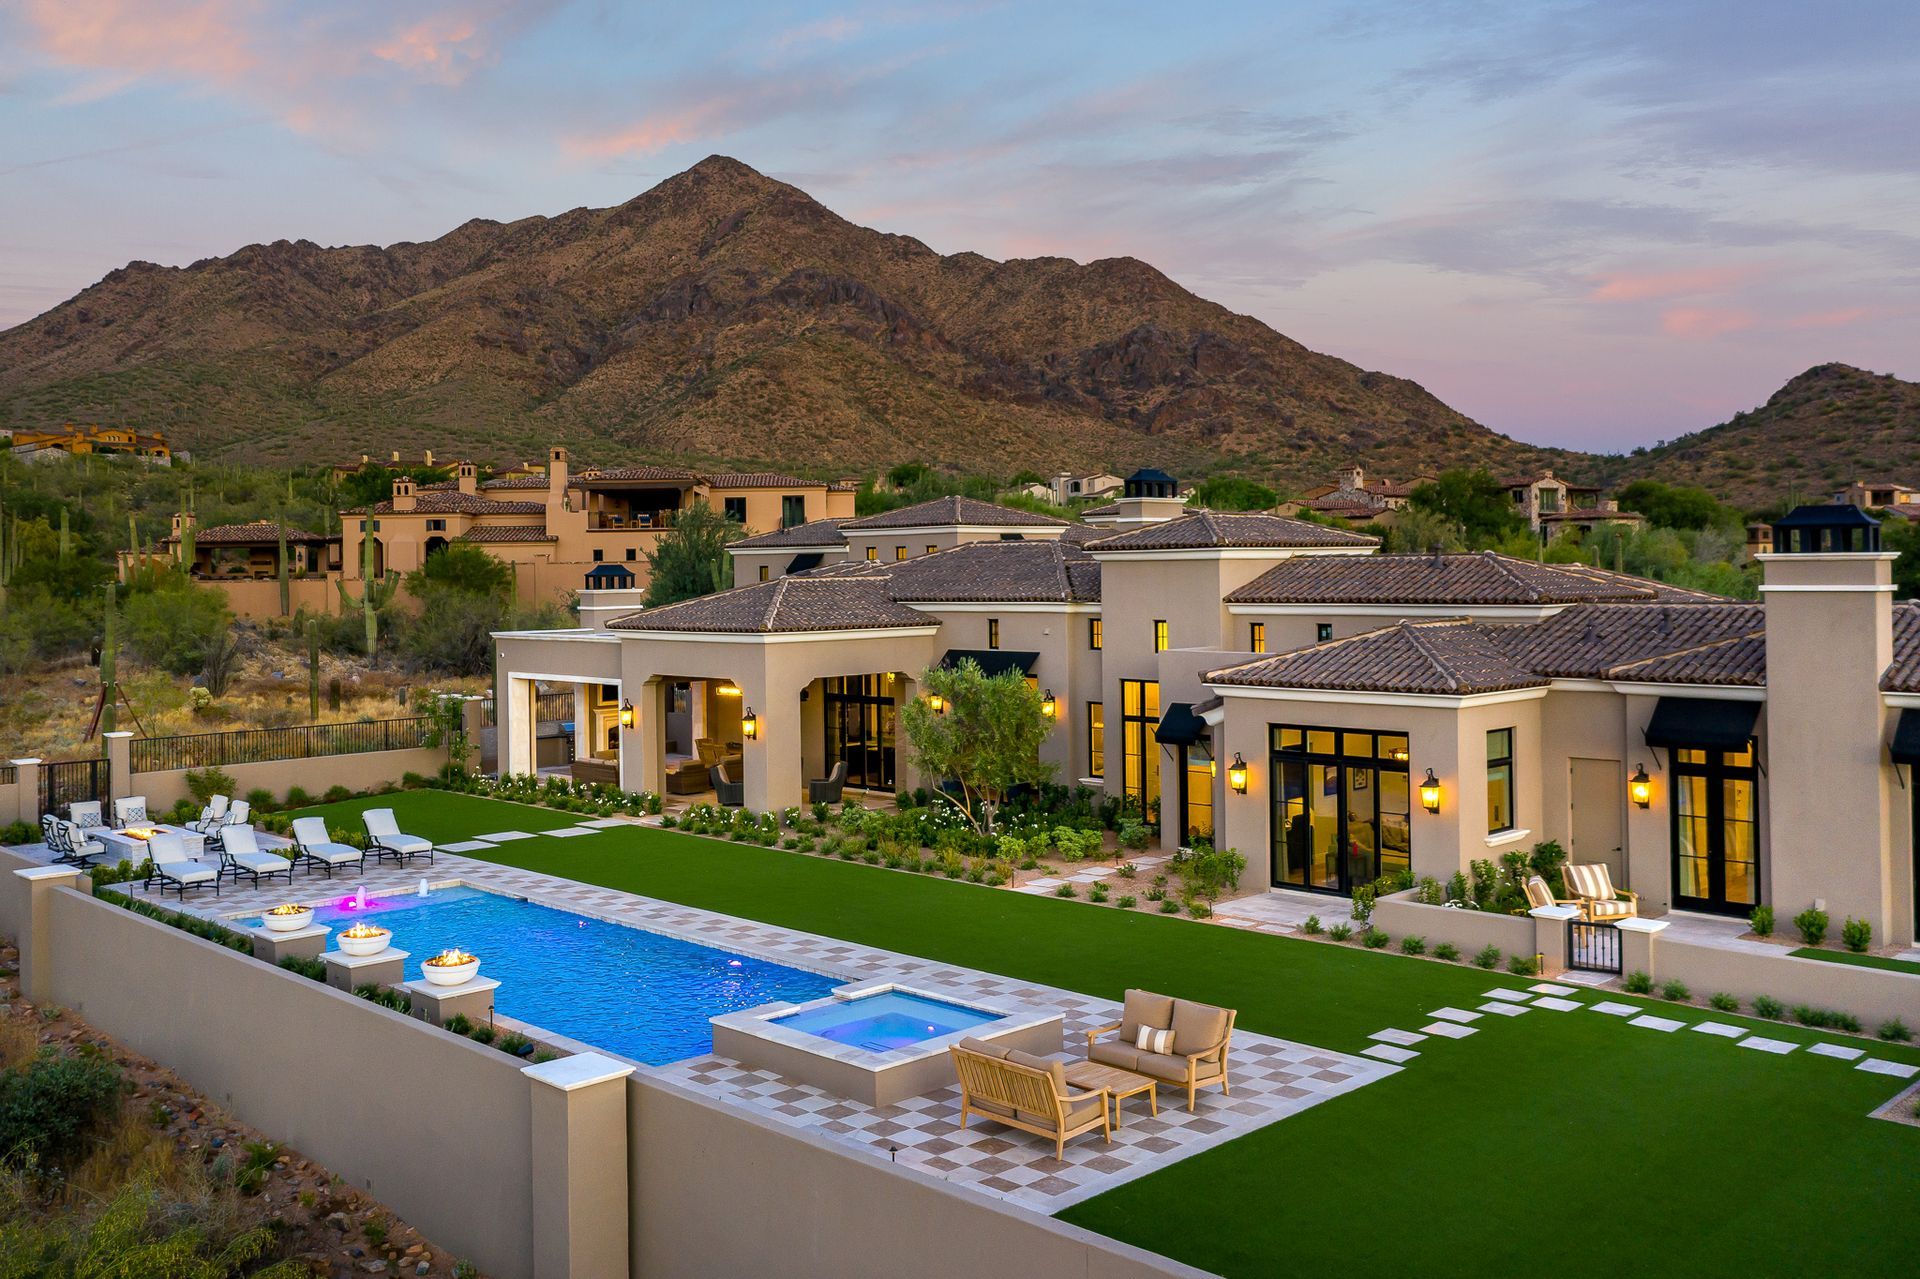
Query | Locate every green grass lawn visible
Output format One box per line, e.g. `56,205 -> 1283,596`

1790,946 -> 1920,975
297,790 -> 580,842
302,792 -> 1920,1277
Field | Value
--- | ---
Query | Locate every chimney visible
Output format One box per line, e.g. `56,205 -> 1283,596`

424,449 -> 435,467
1760,504 -> 1895,939
547,446 -> 570,516
1344,465 -> 1365,491
391,476 -> 417,513
390,450 -> 400,464
457,460 -> 478,495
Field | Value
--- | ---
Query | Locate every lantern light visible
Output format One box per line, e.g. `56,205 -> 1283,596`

741,707 -> 759,739
1629,763 -> 1652,809
618,698 -> 634,729
1419,769 -> 1442,814
928,692 -> 945,714
1040,689 -> 1057,718
1227,753 -> 1249,794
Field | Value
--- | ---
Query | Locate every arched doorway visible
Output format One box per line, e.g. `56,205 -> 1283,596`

424,536 -> 449,559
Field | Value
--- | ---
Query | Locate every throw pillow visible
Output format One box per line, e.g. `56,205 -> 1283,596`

1134,1025 -> 1175,1054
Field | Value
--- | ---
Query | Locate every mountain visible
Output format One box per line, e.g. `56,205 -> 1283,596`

0,156 -> 1574,484
1609,364 -> 1920,509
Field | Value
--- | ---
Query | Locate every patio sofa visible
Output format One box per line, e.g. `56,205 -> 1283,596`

1084,989 -> 1236,1111
949,1039 -> 1110,1159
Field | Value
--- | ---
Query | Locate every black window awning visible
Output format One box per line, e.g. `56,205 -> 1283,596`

1643,697 -> 1760,752
785,552 -> 824,573
938,649 -> 1038,679
1154,702 -> 1208,745
1892,709 -> 1920,765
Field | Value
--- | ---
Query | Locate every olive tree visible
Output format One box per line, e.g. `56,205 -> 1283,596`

898,658 -> 1054,833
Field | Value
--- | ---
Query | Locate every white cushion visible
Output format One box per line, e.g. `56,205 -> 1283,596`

231,851 -> 291,872
1135,1025 -> 1175,1055
305,843 -> 361,865
157,860 -> 217,883
382,834 -> 431,853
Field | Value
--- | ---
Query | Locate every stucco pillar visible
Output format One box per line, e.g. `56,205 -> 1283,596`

1617,916 -> 1668,982
102,731 -> 133,807
1529,904 -> 1579,976
503,678 -> 538,777
10,759 -> 41,824
622,677 -> 666,797
13,866 -> 81,1002
523,1053 -> 634,1279
739,669 -> 803,813
250,923 -> 331,966
459,696 -> 487,775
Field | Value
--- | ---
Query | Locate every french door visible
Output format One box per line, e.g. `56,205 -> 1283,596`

1270,727 -> 1410,895
1671,744 -> 1759,915
823,676 -> 896,791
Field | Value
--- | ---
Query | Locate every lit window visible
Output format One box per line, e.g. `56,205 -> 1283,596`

988,619 -> 1001,650
1487,728 -> 1515,834
758,565 -> 769,581
1250,622 -> 1266,653
1153,620 -> 1168,652
1316,623 -> 1333,643
895,546 -> 908,560
866,547 -> 878,562
926,545 -> 937,556
1089,618 -> 1102,650
1088,702 -> 1105,777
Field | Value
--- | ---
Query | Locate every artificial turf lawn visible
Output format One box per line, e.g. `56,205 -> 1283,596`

295,790 -> 580,842
304,792 -> 1920,1277
1789,946 -> 1920,975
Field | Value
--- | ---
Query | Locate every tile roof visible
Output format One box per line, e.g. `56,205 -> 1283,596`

1209,620 -> 1548,695
1078,503 -> 1121,518
729,518 -> 849,550
481,474 -> 551,490
456,524 -> 556,544
1303,486 -> 1391,515
1605,633 -> 1765,686
1088,510 -> 1379,552
351,492 -> 546,516
1877,604 -> 1920,691
608,577 -> 931,634
841,496 -> 1074,531
1541,507 -> 1644,522
1489,603 -> 1764,680
569,466 -> 701,486
1225,552 -> 1699,606
168,520 -> 328,545
875,540 -> 1100,604
701,472 -> 822,488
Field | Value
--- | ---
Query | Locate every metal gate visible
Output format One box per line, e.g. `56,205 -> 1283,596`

1568,919 -> 1623,974
39,756 -> 108,819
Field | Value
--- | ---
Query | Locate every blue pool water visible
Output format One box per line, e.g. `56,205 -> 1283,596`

253,887 -> 839,1065
774,990 -> 997,1053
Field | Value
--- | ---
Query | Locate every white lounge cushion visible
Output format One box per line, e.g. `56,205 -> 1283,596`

231,850 -> 293,874
304,843 -> 362,866
363,809 -> 431,853
220,826 -> 291,874
156,860 -> 219,885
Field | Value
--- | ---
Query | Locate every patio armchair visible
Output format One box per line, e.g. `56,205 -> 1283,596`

1522,874 -> 1581,913
362,807 -> 433,865
68,801 -> 105,830
41,815 -> 107,866
1564,862 -> 1639,922
114,796 -> 150,826
143,831 -> 219,899
218,826 -> 295,888
808,760 -> 847,805
949,1040 -> 1111,1159
710,764 -> 744,807
1084,989 -> 1236,1112
187,794 -> 230,833
289,817 -> 366,878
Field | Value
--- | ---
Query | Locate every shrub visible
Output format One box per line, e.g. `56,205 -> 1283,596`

1117,820 -> 1150,851
1749,904 -> 1774,937
323,785 -> 354,804
1709,992 -> 1740,1013
1624,970 -> 1653,994
1472,945 -> 1500,970
284,786 -> 315,810
1792,1006 -> 1862,1033
1433,942 -> 1460,962
1411,876 -> 1445,906
1186,901 -> 1211,919
1301,914 -> 1323,935
1840,916 -> 1872,953
1089,882 -> 1109,903
0,1047 -> 127,1172
1877,1018 -> 1910,1042
1349,885 -> 1377,923
183,766 -> 238,805
1753,995 -> 1785,1020
278,955 -> 327,982
1158,899 -> 1181,914
2,820 -> 38,847
1793,906 -> 1828,946
1328,923 -> 1353,941
1117,862 -> 1137,879
1116,895 -> 1137,909
1660,979 -> 1691,1002
498,1032 -> 535,1057
1506,953 -> 1538,977
442,1013 -> 474,1036
245,787 -> 275,812
1399,935 -> 1426,955
1054,884 -> 1076,898
1361,927 -> 1389,949
470,1025 -> 498,1046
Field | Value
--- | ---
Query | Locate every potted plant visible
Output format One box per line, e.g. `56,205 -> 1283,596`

337,922 -> 392,957
422,948 -> 479,986
262,903 -> 314,933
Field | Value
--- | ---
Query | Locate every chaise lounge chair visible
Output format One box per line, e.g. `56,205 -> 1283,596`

949,1039 -> 1111,1159
1564,862 -> 1638,921
222,799 -> 252,830
362,808 -> 433,865
710,764 -> 744,807
1084,989 -> 1236,1112
290,817 -> 366,878
114,796 -> 150,826
143,830 -> 219,898
188,794 -> 230,833
808,760 -> 847,805
219,825 -> 295,888
41,815 -> 107,866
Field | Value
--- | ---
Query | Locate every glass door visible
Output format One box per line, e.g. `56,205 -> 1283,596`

1671,744 -> 1759,915
824,676 -> 896,791
1181,742 -> 1214,844
1270,727 -> 1410,895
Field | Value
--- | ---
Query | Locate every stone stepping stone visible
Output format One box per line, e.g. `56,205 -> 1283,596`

1533,997 -> 1583,1012
1737,1037 -> 1797,1054
1025,878 -> 1063,888
1482,989 -> 1532,1003
1429,1007 -> 1481,1024
544,827 -> 601,838
1807,1043 -> 1865,1061
1369,1028 -> 1426,1046
1420,1022 -> 1477,1040
1691,1022 -> 1745,1038
1857,1058 -> 1920,1078
1630,1015 -> 1685,1032
1529,983 -> 1577,996
478,831 -> 536,842
1589,1001 -> 1639,1016
1477,1002 -> 1529,1017
1361,1044 -> 1419,1064
582,818 -> 631,828
441,840 -> 497,853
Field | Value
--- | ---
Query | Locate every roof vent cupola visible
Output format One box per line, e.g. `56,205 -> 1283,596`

1770,504 -> 1881,555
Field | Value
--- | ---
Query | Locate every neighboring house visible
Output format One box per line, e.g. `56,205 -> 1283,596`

497,494 -> 1918,949
1024,471 -> 1125,505
11,423 -> 171,464
1836,479 -> 1920,510
1277,466 -> 1431,524
119,514 -> 344,617
1502,469 -> 1605,530
1538,499 -> 1645,538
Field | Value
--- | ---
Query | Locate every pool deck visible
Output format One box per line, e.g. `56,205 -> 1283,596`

11,822 -> 1391,1214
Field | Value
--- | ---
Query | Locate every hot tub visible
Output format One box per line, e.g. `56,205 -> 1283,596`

711,981 -> 1063,1107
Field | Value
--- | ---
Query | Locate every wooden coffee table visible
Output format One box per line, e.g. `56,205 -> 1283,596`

1064,1061 -> 1158,1127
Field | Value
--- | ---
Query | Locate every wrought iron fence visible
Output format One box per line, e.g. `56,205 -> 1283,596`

1568,919 -> 1623,975
40,757 -> 108,816
129,717 -> 434,775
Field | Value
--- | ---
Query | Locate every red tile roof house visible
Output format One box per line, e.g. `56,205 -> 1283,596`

495,494 -> 1920,950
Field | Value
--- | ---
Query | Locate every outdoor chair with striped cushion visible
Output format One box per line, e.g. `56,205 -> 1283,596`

1564,862 -> 1638,921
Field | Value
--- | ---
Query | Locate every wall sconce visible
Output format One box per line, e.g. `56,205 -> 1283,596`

927,692 -> 945,714
1419,769 -> 1442,814
1227,753 -> 1249,794
1040,689 -> 1057,718
1629,764 -> 1651,809
741,707 -> 758,739
715,682 -> 742,697
618,698 -> 634,729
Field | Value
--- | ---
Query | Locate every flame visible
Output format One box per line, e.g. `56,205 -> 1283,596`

266,903 -> 307,916
425,948 -> 476,967
340,922 -> 389,940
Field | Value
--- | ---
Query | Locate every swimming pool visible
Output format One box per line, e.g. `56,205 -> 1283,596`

774,989 -> 998,1052
251,887 -> 840,1065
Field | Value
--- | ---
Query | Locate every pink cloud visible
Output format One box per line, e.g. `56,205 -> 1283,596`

1589,265 -> 1754,302
1660,307 -> 1756,339
1789,307 -> 1868,329
22,0 -> 260,96
371,15 -> 491,85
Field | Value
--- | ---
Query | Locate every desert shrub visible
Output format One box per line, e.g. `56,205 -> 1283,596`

1877,1019 -> 1911,1042
1328,923 -> 1353,941
1412,876 -> 1445,906
470,1025 -> 498,1046
1182,845 -> 1247,904
1301,914 -> 1323,935
1624,970 -> 1652,994
278,955 -> 326,982
1186,901 -> 1211,919
0,821 -> 36,847
1117,820 -> 1150,851
1792,1005 -> 1861,1033
1748,904 -> 1774,937
1054,884 -> 1076,898
183,766 -> 237,805
497,1032 -> 535,1057
1753,995 -> 1785,1020
1506,953 -> 1539,977
283,786 -> 314,810
1433,942 -> 1460,962
1350,885 -> 1377,923
1660,979 -> 1691,1002
1089,882 -> 1109,903
1793,906 -> 1828,946
0,1047 -> 127,1173
1116,895 -> 1136,909
1472,945 -> 1500,970
1158,899 -> 1181,914
1840,916 -> 1872,953
1399,935 -> 1427,955
1361,927 -> 1389,949
1709,992 -> 1740,1013
322,785 -> 353,804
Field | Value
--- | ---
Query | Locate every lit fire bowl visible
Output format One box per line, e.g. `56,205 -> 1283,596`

262,904 -> 315,933
422,948 -> 480,986
337,923 -> 393,957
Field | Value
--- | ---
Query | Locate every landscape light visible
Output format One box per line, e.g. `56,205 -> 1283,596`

1629,764 -> 1652,809
1419,769 -> 1442,814
1228,753 -> 1249,794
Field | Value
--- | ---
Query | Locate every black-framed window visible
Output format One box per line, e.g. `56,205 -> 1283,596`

1181,739 -> 1214,843
866,547 -> 879,561
926,545 -> 937,556
895,545 -> 908,560
1486,728 -> 1515,834
723,497 -> 747,523
987,619 -> 1000,649
781,495 -> 805,528
426,518 -> 446,531
1250,622 -> 1266,653
1153,620 -> 1168,652
1316,623 -> 1333,643
1087,702 -> 1105,778
1271,726 -> 1410,895
1120,680 -> 1160,818
823,674 -> 897,790
1089,618 -> 1102,650
626,547 -> 637,561
592,548 -> 603,562
1672,742 -> 1759,916
758,565 -> 769,581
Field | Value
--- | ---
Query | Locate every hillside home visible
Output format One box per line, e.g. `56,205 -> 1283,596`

1836,479 -> 1920,510
12,423 -> 171,464
499,488 -> 1915,946
1022,471 -> 1126,505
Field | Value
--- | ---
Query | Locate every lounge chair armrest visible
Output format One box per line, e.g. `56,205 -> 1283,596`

1083,1022 -> 1123,1046
1617,888 -> 1640,905
1183,1041 -> 1228,1064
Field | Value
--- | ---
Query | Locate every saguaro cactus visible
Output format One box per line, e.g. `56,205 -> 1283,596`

100,583 -> 118,736
306,619 -> 322,721
59,506 -> 71,560
335,531 -> 396,657
277,518 -> 291,616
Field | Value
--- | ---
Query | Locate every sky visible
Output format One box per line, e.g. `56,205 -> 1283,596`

1,1 -> 1916,453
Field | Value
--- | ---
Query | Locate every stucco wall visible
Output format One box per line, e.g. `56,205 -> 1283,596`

129,744 -> 448,811
1371,891 -> 1539,956
1646,934 -> 1920,1028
